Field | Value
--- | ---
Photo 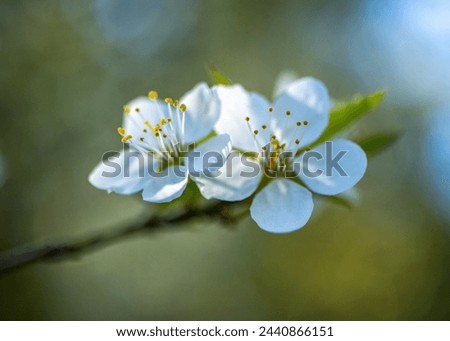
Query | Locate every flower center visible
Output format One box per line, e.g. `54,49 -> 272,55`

244,107 -> 310,176
116,90 -> 188,162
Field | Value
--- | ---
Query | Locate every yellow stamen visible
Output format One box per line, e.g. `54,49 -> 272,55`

296,121 -> 301,126
303,120 -> 309,125
117,127 -> 125,136
165,97 -> 174,105
148,90 -> 158,100
269,151 -> 280,170
123,105 -> 130,114
245,116 -> 250,122
268,107 -> 273,112
179,103 -> 187,112
144,121 -> 155,133
121,135 -> 132,143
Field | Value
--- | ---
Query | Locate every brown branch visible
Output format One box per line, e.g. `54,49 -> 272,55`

0,201 -> 237,277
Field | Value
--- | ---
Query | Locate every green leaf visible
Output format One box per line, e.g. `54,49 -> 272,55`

206,64 -> 232,86
357,132 -> 400,158
314,91 -> 385,145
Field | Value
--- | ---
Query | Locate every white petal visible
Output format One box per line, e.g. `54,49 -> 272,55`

214,84 -> 271,152
272,77 -> 330,148
142,165 -> 188,203
272,69 -> 299,98
250,179 -> 314,233
193,152 -> 262,201
89,149 -> 156,195
180,82 -> 220,144
187,134 -> 231,175
123,97 -> 169,151
297,139 -> 367,195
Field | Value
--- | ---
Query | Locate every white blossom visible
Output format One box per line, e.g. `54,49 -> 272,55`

89,83 -> 231,203
198,78 -> 367,233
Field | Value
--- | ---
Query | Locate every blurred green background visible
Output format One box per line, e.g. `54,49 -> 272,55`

0,0 -> 449,320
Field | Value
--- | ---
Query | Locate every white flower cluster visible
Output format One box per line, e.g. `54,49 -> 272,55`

89,78 -> 367,233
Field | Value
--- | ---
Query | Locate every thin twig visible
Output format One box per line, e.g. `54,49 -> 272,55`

0,201 -> 235,277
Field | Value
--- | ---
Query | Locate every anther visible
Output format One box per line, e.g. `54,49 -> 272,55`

295,139 -> 300,145
123,105 -> 130,114
145,121 -> 154,131
163,134 -> 167,138
245,116 -> 250,122
296,121 -> 301,126
121,135 -> 132,143
143,129 -> 148,133
148,90 -> 158,100
179,104 -> 187,112
254,130 -> 259,135
286,111 -> 291,116
165,97 -> 174,105
117,127 -> 125,136
262,124 -> 267,129
140,137 -> 145,142
135,108 -> 140,112
268,107 -> 273,112
303,120 -> 309,125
